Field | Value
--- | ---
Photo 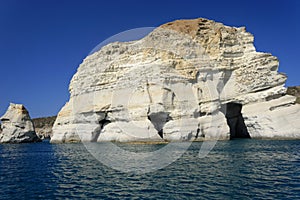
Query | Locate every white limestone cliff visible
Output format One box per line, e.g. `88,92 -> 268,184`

51,18 -> 300,143
0,103 -> 41,143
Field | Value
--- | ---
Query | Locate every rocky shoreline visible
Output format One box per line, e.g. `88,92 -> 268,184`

0,88 -> 299,143
3,86 -> 297,143
22,85 -> 300,142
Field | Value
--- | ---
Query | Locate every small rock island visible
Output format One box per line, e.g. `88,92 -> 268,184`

0,103 -> 41,143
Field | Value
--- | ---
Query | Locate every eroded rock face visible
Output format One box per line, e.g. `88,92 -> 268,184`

287,86 -> 300,104
51,18 -> 300,143
32,116 -> 56,139
0,103 -> 41,143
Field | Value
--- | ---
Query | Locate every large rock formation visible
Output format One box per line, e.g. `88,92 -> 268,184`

51,18 -> 300,143
0,103 -> 41,143
32,116 -> 56,139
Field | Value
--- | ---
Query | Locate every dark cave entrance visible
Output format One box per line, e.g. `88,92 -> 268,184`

91,117 -> 111,142
224,103 -> 251,139
147,111 -> 172,139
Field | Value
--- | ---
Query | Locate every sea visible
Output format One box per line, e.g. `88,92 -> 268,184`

0,139 -> 299,199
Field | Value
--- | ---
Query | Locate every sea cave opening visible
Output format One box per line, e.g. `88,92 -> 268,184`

223,102 -> 251,140
147,111 -> 172,139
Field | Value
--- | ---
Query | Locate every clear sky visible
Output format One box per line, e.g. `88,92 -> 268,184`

0,0 -> 299,118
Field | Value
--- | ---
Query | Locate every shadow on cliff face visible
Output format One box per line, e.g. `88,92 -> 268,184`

222,103 -> 251,140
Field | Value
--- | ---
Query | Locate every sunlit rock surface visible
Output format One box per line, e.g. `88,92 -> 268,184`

0,103 -> 41,143
51,18 -> 300,143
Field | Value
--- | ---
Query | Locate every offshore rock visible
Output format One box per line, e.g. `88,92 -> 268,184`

51,18 -> 300,143
0,103 -> 41,143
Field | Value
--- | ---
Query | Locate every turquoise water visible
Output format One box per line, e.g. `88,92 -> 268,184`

0,140 -> 299,199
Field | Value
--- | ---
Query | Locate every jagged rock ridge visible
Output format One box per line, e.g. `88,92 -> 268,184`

50,18 -> 300,143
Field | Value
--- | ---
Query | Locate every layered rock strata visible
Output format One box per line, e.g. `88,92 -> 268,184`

51,18 -> 300,143
0,103 -> 41,143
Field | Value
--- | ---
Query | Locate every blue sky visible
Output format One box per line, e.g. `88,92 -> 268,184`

0,0 -> 299,118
